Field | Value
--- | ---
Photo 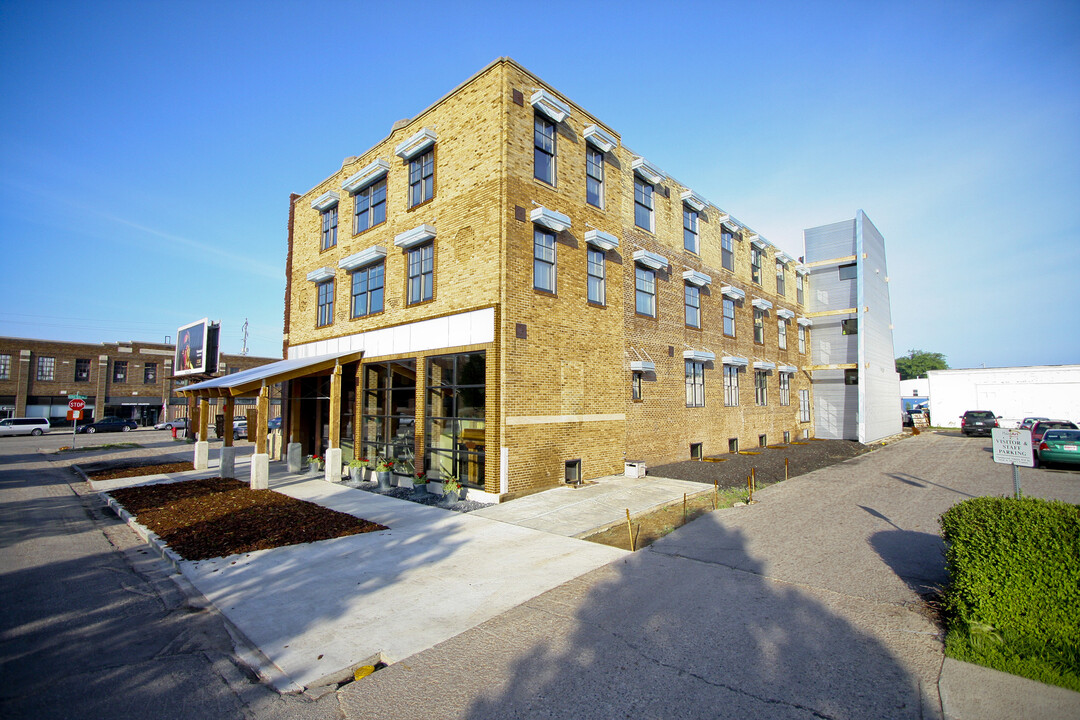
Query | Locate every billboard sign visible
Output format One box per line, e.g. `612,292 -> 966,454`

174,318 -> 221,377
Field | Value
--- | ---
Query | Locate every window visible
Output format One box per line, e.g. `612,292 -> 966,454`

587,247 -> 605,305
425,352 -> 486,489
407,244 -> 434,304
144,362 -> 157,384
839,263 -> 857,280
778,320 -> 788,349
351,262 -> 385,318
845,369 -> 859,385
533,227 -> 556,293
753,308 -> 765,344
751,246 -> 762,284
728,438 -> 739,454
0,354 -> 10,380
113,360 -> 127,383
759,434 -> 768,448
363,359 -> 418,478
723,298 -> 736,337
783,431 -> 791,443
780,373 -> 790,406
586,145 -> 603,207
800,389 -> 811,422
74,358 -> 90,382
534,113 -> 556,184
632,371 -> 643,401
635,266 -> 656,317
691,443 -> 703,460
353,178 -> 387,234
842,318 -> 858,335
37,356 -> 54,381
798,324 -> 807,353
683,207 -> 699,253
684,284 -> 701,328
320,205 -> 338,251
685,361 -> 704,407
724,366 -> 739,406
776,262 -> 786,296
409,149 -> 434,207
317,279 -> 335,326
721,228 -> 735,271
755,370 -> 768,406
634,176 -> 653,231
796,273 -> 805,304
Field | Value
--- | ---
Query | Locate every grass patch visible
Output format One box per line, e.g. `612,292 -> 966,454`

57,443 -> 141,453
583,485 -> 752,551
109,477 -> 387,561
940,496 -> 1080,692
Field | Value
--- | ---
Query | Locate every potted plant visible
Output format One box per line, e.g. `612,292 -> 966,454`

412,471 -> 428,495
442,477 -> 462,503
307,454 -> 324,475
348,457 -> 367,483
375,457 -> 394,490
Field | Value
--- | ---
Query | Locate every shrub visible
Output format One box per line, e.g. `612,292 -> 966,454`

940,496 -> 1080,691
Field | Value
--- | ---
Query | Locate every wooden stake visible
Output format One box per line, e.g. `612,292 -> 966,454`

626,509 -> 635,552
785,457 -> 789,481
713,478 -> 718,510
683,492 -> 687,523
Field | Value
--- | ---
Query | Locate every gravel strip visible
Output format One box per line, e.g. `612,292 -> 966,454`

339,479 -> 492,513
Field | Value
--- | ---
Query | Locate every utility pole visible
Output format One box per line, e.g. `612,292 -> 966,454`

241,319 -> 249,356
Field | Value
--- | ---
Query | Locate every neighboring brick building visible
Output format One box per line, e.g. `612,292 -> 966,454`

0,336 -> 278,425
272,57 -> 817,500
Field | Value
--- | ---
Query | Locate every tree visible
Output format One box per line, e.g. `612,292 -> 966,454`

895,349 -> 948,380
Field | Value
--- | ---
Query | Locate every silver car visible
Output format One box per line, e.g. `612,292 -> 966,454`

0,418 -> 52,437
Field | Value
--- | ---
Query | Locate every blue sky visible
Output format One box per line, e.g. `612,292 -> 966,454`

1,0 -> 1077,369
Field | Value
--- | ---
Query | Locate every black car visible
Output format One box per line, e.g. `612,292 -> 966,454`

78,416 -> 139,434
960,410 -> 999,436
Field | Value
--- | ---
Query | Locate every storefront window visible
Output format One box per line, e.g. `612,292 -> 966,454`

425,352 -> 486,490
360,360 -> 416,476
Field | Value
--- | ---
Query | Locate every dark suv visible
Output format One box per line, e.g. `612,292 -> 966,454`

960,410 -> 999,436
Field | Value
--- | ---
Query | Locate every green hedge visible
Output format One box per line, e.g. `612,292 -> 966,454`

940,496 -> 1080,691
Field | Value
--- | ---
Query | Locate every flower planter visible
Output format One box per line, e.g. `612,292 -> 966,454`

349,466 -> 363,483
376,471 -> 392,490
413,483 -> 428,496
443,489 -> 460,504
308,463 -> 322,476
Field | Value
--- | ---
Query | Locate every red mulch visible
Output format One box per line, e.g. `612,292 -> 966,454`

87,462 -> 194,480
108,477 -> 387,561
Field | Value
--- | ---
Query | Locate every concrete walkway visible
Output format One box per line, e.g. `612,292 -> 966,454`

472,474 -> 709,537
337,432 -> 1080,720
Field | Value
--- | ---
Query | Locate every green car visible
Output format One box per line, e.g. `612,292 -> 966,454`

1036,429 -> 1080,468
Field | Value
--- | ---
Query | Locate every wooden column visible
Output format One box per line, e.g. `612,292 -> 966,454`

256,385 -> 269,455
355,365 -> 363,460
198,398 -> 209,441
289,380 -> 301,444
329,363 -> 341,450
187,396 -> 197,439
222,396 -> 234,448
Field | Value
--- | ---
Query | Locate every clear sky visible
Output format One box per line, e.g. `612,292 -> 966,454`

1,0 -> 1077,369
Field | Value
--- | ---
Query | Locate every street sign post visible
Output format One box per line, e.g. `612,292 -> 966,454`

992,428 -> 1033,499
68,396 -> 87,448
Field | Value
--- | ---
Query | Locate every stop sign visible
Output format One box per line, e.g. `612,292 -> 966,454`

68,399 -> 86,411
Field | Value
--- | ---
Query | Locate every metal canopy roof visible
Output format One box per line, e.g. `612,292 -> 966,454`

178,350 -> 364,398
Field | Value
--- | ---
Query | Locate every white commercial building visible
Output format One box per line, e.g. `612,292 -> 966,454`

927,365 -> 1080,428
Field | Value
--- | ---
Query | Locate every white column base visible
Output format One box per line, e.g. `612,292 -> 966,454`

325,447 -> 342,483
287,443 -> 303,473
250,453 -> 269,489
219,446 -> 237,478
194,441 -> 210,471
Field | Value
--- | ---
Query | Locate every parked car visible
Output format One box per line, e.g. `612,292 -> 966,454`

1029,419 -> 1079,448
233,420 -> 248,440
154,417 -> 188,430
1036,429 -> 1080,468
0,417 -> 51,437
1017,416 -> 1049,430
268,417 -> 282,431
959,410 -> 1000,436
79,417 -> 138,434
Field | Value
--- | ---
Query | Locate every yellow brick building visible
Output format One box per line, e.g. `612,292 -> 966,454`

280,57 -> 815,500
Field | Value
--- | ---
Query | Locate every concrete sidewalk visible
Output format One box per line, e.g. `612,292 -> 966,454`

337,432 -> 1080,720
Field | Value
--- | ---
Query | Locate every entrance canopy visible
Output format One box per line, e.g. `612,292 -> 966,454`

177,350 -> 364,398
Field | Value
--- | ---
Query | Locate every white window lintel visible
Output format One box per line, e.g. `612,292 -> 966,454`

583,124 -> 617,152
682,269 -> 712,287
306,266 -> 335,283
585,229 -> 619,251
754,361 -> 777,371
394,127 -> 437,159
632,157 -> 664,185
338,245 -> 388,272
683,350 -> 716,363
797,317 -> 813,327
720,285 -> 746,301
530,206 -> 572,233
681,189 -> 707,212
311,191 -> 339,211
722,356 -> 749,367
629,360 -> 655,372
633,249 -> 669,271
394,223 -> 437,249
530,89 -> 571,123
342,158 -> 390,193
777,308 -> 796,319
752,297 -> 773,311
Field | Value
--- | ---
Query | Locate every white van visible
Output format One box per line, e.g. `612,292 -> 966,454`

0,417 -> 52,437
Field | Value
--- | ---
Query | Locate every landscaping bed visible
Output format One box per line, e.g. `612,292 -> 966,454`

649,438 -> 871,489
86,461 -> 194,480
108,477 -> 387,561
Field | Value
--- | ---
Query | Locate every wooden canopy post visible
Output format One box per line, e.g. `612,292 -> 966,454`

219,394 -> 237,478
326,362 -> 342,482
256,384 -> 269,456
250,384 -> 270,490
193,396 -> 210,470
286,380 -> 302,473
222,396 -> 234,448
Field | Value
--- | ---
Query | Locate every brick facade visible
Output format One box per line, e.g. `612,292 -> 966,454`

0,336 -> 278,425
284,58 -> 815,498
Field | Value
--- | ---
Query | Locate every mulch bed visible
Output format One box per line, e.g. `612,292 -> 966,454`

86,461 -> 194,480
108,477 -> 387,561
649,439 -> 871,490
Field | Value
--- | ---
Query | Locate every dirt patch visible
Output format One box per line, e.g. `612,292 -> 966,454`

86,461 -> 194,480
585,439 -> 875,552
649,439 -> 871,489
108,477 -> 387,561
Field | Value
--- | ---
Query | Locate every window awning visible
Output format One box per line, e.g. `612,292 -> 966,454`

722,356 -> 749,367
776,308 -> 796,319
682,269 -> 712,287
720,285 -> 745,301
683,350 -> 715,363
753,361 -> 776,371
752,297 -> 773,311
630,360 -> 655,372
342,158 -> 390,193
583,124 -> 617,152
585,229 -> 619,251
178,350 -> 364,398
531,206 -> 572,232
778,365 -> 799,374
680,189 -> 707,212
633,249 -> 669,271
632,157 -> 664,185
